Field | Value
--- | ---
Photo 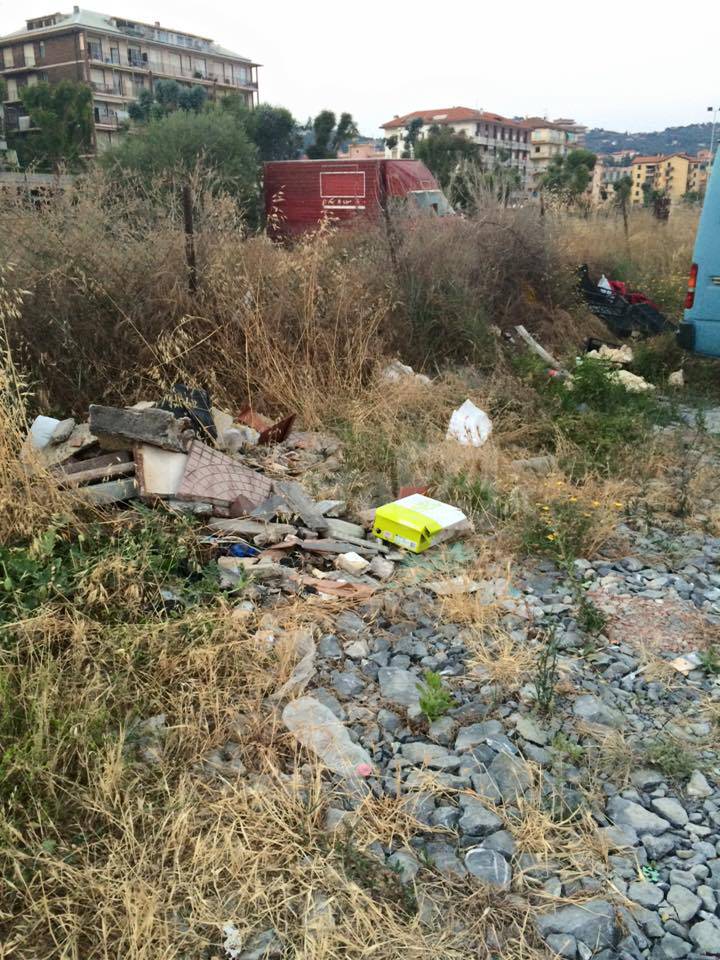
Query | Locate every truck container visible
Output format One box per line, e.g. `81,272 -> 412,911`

264,158 -> 452,239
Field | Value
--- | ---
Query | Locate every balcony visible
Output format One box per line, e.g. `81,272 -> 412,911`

95,113 -> 121,129
91,81 -> 126,96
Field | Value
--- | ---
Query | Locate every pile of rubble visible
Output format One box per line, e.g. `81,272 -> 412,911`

22,387 -> 472,600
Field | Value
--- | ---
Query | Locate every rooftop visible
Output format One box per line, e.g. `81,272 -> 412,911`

0,7 -> 256,63
381,106 -> 523,130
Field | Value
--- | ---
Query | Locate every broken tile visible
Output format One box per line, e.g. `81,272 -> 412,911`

176,440 -> 272,509
134,445 -> 188,498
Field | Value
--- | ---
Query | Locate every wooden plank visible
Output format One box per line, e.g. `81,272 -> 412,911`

60,460 -> 135,489
72,477 -> 138,505
58,451 -> 132,477
89,405 -> 194,452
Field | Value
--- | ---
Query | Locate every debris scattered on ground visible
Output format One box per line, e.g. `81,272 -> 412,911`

611,368 -> 656,393
669,369 -> 685,388
446,399 -> 493,447
381,359 -> 431,386
586,343 -> 634,365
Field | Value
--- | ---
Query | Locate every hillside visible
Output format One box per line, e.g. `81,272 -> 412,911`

586,122 -> 714,157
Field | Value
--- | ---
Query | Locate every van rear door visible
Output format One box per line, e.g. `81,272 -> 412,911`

680,151 -> 720,356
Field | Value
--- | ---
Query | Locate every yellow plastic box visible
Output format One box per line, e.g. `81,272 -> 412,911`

373,494 -> 469,553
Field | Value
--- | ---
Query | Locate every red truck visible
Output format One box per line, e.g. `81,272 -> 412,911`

264,158 -> 452,239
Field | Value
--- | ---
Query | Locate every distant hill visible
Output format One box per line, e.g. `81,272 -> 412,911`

585,123 -> 714,157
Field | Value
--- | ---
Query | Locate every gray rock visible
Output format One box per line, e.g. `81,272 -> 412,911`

428,716 -> 456,746
431,805 -> 460,829
641,833 -> 677,859
598,825 -> 639,850
425,841 -> 466,879
573,694 -> 623,728
631,768 -> 667,791
331,670 -> 365,697
537,901 -> 619,951
698,884 -> 718,912
687,770 -> 713,799
669,869 -> 699,890
659,933 -> 692,958
488,751 -> 532,801
318,635 -> 343,658
546,934 -> 578,959
470,771 -> 503,803
377,708 -> 401,733
345,638 -> 369,660
483,830 -> 516,856
651,798 -> 689,827
334,611 -> 366,635
458,797 -> 502,836
454,721 -> 504,752
387,849 -> 420,883
628,881 -> 664,909
516,714 -> 549,746
689,919 -> 720,954
378,667 -> 420,708
666,885 -> 702,923
400,742 -> 462,770
464,848 -> 511,889
607,797 -> 671,836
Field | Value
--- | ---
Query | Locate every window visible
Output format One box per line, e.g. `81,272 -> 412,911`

5,77 -> 18,100
110,46 -> 120,63
38,41 -> 45,59
534,146 -> 540,153
24,42 -> 36,66
88,39 -> 103,60
38,70 -> 48,82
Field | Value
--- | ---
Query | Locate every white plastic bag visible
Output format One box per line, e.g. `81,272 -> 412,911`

598,274 -> 613,296
446,399 -> 493,447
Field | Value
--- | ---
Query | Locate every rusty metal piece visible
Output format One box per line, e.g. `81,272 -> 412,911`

237,407 -> 296,446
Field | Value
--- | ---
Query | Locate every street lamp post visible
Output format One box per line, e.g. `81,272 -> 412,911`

708,106 -> 718,159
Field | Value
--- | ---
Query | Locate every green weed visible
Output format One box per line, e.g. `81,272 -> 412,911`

535,628 -> 559,718
643,737 -> 696,780
417,670 -> 456,723
699,646 -> 720,676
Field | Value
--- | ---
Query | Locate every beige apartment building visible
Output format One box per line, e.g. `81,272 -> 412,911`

381,107 -> 531,189
0,7 -> 259,152
525,118 -> 587,193
630,153 -> 709,206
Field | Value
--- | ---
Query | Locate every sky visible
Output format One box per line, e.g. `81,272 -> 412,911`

1,0 -> 718,135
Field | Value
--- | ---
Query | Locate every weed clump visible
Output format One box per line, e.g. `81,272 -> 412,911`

417,670 -> 456,722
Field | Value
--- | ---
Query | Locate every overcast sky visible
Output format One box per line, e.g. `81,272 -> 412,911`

1,0 -> 717,135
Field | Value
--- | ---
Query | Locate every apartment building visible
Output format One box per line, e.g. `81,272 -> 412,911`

524,118 -> 585,193
0,7 -> 259,152
381,107 -> 531,189
630,153 -> 708,205
589,158 -> 633,205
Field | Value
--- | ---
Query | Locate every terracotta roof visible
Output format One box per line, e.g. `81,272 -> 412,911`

380,107 -> 522,130
632,153 -> 693,165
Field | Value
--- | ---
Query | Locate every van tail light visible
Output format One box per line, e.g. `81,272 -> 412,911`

685,263 -> 698,309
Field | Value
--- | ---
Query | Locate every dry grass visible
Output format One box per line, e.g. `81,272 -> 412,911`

464,627 -> 536,697
552,205 -> 699,318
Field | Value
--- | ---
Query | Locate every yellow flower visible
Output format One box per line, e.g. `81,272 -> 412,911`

591,500 -> 601,508
540,505 -> 550,512
582,512 -> 592,518
546,534 -> 556,541
568,496 -> 578,503
555,480 -> 564,487
613,501 -> 623,509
